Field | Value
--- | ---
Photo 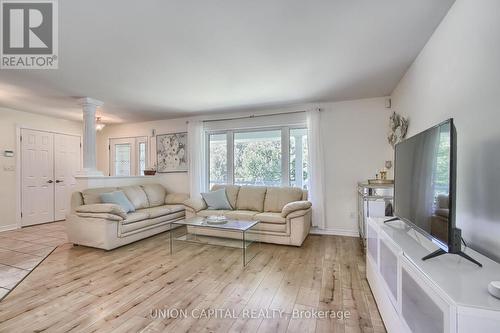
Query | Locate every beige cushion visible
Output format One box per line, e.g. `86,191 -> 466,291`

254,212 -> 286,224
301,190 -> 308,201
76,203 -> 127,219
252,222 -> 287,233
184,198 -> 208,212
81,187 -> 117,205
287,209 -> 311,219
236,186 -> 267,212
76,212 -> 124,221
120,185 -> 150,210
141,184 -> 166,207
141,205 -> 185,219
281,201 -> 312,217
211,184 -> 240,209
71,192 -> 84,211
122,211 -> 150,224
264,187 -> 304,213
165,193 -> 189,205
121,211 -> 185,234
197,209 -> 227,217
225,210 -> 258,221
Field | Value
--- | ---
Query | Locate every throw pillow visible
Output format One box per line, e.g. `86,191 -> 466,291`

100,191 -> 136,213
201,189 -> 232,210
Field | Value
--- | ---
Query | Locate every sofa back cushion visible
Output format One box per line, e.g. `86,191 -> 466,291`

82,187 -> 117,205
211,184 -> 240,209
236,186 -> 267,212
119,185 -> 149,209
201,189 -> 232,210
100,191 -> 136,213
264,187 -> 304,213
141,184 -> 167,207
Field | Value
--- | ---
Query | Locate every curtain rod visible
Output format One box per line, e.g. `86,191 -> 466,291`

202,109 -> 312,123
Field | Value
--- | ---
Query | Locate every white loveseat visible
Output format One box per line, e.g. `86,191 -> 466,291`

183,185 -> 312,246
66,184 -> 188,250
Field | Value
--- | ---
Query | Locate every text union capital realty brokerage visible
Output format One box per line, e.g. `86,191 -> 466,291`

151,308 -> 351,320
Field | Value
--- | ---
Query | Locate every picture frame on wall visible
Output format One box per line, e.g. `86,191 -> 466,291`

156,132 -> 188,173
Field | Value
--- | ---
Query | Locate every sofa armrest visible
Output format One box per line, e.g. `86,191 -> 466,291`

75,212 -> 124,221
76,203 -> 127,219
165,193 -> 190,205
281,201 -> 312,218
183,198 -> 207,213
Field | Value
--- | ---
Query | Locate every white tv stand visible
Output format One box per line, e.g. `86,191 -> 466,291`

366,217 -> 500,333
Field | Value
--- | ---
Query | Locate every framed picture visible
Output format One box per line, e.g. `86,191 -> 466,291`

156,132 -> 188,173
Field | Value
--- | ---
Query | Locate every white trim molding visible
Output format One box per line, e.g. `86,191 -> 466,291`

309,227 -> 358,238
0,224 -> 20,232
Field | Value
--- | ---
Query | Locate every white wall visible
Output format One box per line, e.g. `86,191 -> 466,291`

319,98 -> 393,235
97,118 -> 190,194
0,107 -> 82,231
97,97 -> 393,235
391,0 -> 500,261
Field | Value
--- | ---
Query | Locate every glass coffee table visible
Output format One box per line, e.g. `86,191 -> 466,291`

169,216 -> 260,266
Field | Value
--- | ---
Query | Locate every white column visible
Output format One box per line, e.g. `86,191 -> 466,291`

77,97 -> 103,176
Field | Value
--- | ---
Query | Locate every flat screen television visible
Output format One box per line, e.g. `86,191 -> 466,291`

393,119 -> 481,266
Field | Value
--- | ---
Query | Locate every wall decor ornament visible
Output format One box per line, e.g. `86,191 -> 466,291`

156,132 -> 188,172
388,112 -> 409,148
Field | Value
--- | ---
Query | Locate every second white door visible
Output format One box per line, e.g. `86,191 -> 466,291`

21,129 -> 81,226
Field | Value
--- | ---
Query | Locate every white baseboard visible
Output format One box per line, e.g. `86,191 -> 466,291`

309,227 -> 359,238
0,224 -> 20,233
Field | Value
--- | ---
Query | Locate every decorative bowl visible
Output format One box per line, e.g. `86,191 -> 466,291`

206,215 -> 228,224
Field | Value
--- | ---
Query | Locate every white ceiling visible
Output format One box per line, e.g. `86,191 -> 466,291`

0,0 -> 455,123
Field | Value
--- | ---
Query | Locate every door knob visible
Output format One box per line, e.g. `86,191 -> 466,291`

56,180 -> 63,183
47,180 -> 53,183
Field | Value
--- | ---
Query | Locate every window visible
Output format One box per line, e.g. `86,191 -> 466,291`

208,133 -> 228,189
114,143 -> 132,176
139,142 -> 147,176
234,130 -> 282,186
207,127 -> 308,190
110,137 -> 148,176
289,128 -> 309,189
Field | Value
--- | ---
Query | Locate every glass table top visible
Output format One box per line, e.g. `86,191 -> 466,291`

172,216 -> 259,231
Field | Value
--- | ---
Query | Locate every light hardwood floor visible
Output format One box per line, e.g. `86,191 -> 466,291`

0,222 -> 67,300
0,226 -> 385,333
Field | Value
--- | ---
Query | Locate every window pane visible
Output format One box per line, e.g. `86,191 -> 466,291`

209,133 -> 227,189
139,142 -> 146,176
234,130 -> 281,186
115,144 -> 131,176
290,128 -> 308,189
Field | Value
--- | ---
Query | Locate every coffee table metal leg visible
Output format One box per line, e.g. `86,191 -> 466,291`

170,225 -> 173,254
243,231 -> 246,266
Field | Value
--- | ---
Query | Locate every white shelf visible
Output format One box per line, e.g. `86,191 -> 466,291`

367,217 -> 500,333
377,218 -> 500,311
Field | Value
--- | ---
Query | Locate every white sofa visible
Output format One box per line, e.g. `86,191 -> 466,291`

66,184 -> 188,250
183,185 -> 312,246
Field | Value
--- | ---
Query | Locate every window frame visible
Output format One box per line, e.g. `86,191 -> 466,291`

205,125 -> 306,190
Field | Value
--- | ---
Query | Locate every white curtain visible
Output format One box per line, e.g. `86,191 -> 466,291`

188,120 -> 206,198
307,108 -> 326,229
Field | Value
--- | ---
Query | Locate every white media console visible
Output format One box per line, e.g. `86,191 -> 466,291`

366,217 -> 500,333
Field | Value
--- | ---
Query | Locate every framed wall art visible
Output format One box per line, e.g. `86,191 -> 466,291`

156,132 -> 188,172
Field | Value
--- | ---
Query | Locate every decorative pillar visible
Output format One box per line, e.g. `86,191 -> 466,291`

77,97 -> 103,176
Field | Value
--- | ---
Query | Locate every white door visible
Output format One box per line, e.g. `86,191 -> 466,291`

21,129 -> 82,226
54,134 -> 81,221
21,129 -> 55,226
110,137 -> 148,176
